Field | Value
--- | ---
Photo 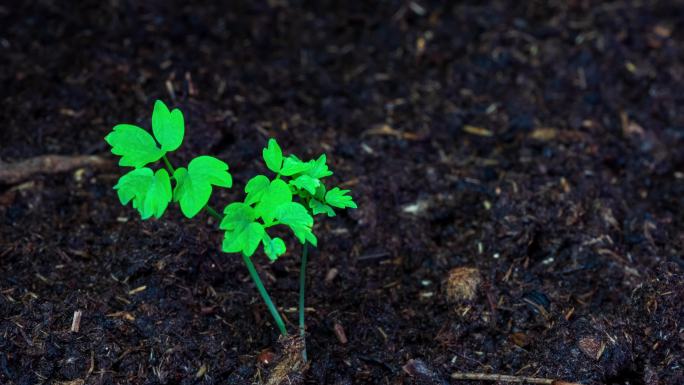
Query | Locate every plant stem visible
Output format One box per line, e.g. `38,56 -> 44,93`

204,205 -> 222,220
162,153 -> 288,337
243,254 -> 288,336
299,242 -> 309,362
162,155 -> 175,173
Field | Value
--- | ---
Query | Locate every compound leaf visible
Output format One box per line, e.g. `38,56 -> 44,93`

310,198 -> 335,217
280,155 -> 313,176
114,168 -> 171,219
303,154 -> 333,179
220,202 -> 256,231
254,179 -> 292,224
152,100 -> 184,152
263,138 -> 283,173
325,187 -> 357,209
290,174 -> 320,195
105,124 -> 164,168
173,156 -> 232,218
275,202 -> 314,244
245,175 -> 270,205
222,222 -> 264,257
188,156 -> 232,187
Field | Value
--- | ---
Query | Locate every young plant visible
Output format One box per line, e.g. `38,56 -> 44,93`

105,100 -> 356,360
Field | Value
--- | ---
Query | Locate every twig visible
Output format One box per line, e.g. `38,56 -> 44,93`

71,310 -> 83,333
451,372 -> 582,385
0,155 -> 108,184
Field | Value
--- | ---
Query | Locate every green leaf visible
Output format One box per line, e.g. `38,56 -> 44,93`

114,168 -> 171,219
274,202 -> 314,244
313,182 -> 327,201
245,175 -> 270,205
280,155 -> 313,176
263,138 -> 283,173
290,174 -> 320,195
303,154 -> 333,179
262,234 -> 286,261
143,169 -> 172,219
220,202 -> 256,231
310,198 -> 335,217
105,124 -> 164,168
254,179 -> 292,224
152,100 -> 184,152
173,155 -> 232,218
325,187 -> 357,209
222,222 -> 264,257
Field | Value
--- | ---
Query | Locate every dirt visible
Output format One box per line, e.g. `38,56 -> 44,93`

1,1 -> 683,384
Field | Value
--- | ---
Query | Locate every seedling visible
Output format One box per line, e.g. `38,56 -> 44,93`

105,100 -> 356,361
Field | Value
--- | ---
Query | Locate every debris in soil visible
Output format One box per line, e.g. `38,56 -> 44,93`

1,1 -> 684,384
402,359 -> 449,385
264,336 -> 308,385
445,266 -> 481,302
450,371 -> 581,385
578,336 -> 605,361
333,322 -> 348,345
0,155 -> 108,185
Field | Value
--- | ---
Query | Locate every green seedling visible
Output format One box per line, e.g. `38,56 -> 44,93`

105,100 -> 356,361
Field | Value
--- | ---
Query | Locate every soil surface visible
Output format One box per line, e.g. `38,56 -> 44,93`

1,1 -> 683,384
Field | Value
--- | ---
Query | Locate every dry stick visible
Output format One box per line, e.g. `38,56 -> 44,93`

451,372 -> 582,385
71,310 -> 83,333
0,155 -> 108,184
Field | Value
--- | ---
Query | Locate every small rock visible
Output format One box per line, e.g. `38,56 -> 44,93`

445,267 -> 481,302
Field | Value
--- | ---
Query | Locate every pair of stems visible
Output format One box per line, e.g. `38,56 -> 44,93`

162,155 -> 309,360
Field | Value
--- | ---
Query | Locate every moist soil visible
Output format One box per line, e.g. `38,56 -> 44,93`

1,1 -> 683,384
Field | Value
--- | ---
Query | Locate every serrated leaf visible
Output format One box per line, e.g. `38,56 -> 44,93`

254,179 -> 292,224
310,198 -> 336,217
114,168 -> 171,219
262,234 -> 286,261
222,222 -> 264,257
173,156 -> 232,218
290,174 -> 320,195
280,155 -> 313,176
245,175 -> 270,205
304,154 -> 333,179
313,182 -> 327,201
274,202 -> 314,244
105,124 -> 164,168
325,187 -> 357,209
152,100 -> 184,152
263,138 -> 283,173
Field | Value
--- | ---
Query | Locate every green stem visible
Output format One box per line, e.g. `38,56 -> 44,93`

162,153 -> 287,336
162,155 -> 175,174
299,242 -> 309,362
243,254 -> 288,336
204,205 -> 222,220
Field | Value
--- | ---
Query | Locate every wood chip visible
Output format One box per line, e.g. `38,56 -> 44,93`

463,125 -> 493,137
334,322 -> 348,344
70,310 -> 82,333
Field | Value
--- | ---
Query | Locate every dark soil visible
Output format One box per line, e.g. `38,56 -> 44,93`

1,1 -> 683,384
